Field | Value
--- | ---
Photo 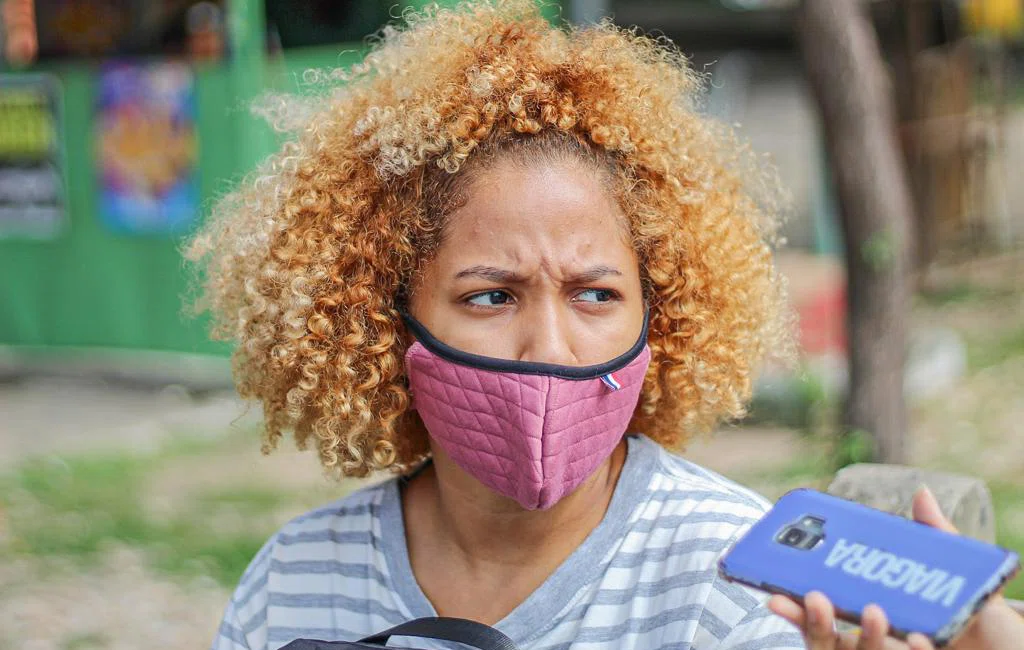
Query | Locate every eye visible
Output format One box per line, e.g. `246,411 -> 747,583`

573,288 -> 618,303
466,290 -> 514,307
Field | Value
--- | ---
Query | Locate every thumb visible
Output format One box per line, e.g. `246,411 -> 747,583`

912,485 -> 958,534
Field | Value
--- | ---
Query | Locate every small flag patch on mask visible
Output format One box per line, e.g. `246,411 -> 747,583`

601,373 -> 622,391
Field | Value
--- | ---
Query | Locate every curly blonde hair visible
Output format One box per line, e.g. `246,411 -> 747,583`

186,0 -> 793,477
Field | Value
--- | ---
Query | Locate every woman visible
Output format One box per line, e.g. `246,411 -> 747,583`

188,2 -> 1022,649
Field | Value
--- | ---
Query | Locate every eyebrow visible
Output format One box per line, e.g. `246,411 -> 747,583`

453,264 -> 622,284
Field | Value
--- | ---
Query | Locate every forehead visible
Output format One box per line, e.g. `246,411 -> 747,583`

437,161 -> 634,272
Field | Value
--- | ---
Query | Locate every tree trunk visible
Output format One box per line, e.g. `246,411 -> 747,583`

899,0 -> 933,272
798,0 -> 914,464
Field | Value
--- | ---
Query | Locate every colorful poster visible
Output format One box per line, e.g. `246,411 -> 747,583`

0,74 -> 65,239
97,63 -> 198,235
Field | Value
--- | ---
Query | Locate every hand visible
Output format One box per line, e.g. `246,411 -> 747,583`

768,590 -> 932,650
767,487 -> 1024,650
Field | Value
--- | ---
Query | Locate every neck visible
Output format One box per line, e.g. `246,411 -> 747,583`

405,439 -> 628,571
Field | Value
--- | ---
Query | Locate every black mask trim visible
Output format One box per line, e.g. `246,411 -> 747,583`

400,307 -> 649,380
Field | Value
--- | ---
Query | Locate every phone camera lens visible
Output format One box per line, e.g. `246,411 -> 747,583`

782,528 -> 806,547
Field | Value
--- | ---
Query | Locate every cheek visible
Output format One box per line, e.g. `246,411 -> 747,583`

611,259 -> 647,351
588,298 -> 646,358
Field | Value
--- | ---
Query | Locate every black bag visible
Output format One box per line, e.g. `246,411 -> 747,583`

279,617 -> 520,650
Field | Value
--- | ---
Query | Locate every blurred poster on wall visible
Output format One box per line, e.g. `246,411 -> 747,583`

0,74 -> 66,239
96,62 -> 198,235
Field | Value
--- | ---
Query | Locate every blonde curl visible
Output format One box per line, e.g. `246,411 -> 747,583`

185,0 -> 793,477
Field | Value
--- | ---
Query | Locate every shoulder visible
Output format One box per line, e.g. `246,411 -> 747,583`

273,478 -> 389,545
636,435 -> 774,528
249,477 -> 392,575
214,479 -> 395,649
624,437 -> 804,649
623,436 -> 774,581
620,437 -> 775,589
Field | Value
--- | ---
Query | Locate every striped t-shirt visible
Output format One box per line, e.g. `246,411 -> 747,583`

213,435 -> 806,650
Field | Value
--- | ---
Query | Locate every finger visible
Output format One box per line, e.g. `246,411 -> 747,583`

768,594 -> 807,628
836,631 -> 862,650
911,486 -> 958,533
805,591 -> 839,649
905,633 -> 935,650
857,604 -> 889,650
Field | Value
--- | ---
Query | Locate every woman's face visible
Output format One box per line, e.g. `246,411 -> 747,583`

409,159 -> 645,365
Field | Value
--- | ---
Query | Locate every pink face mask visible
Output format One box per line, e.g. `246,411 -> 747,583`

402,312 -> 651,510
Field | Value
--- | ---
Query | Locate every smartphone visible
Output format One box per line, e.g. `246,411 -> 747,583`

718,488 -> 1020,646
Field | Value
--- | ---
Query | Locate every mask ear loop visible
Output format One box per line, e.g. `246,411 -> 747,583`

393,291 -> 417,406
398,302 -> 651,381
394,290 -> 418,354
603,299 -> 650,391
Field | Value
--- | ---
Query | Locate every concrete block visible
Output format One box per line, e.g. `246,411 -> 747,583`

827,463 -> 997,543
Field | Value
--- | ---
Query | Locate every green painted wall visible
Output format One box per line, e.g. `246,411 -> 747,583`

0,63 -> 250,355
0,1 -> 563,357
0,51 -> 362,355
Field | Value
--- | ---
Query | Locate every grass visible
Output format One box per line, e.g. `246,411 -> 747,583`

148,524 -> 270,587
967,324 -> 1024,372
193,485 -> 293,517
915,273 -> 1024,373
0,435 -> 289,588
916,276 -> 1024,599
916,283 -> 1018,308
60,633 -> 109,650
988,481 -> 1024,600
3,455 -> 150,556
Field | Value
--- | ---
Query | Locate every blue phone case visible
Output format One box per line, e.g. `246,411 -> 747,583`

718,489 -> 1020,645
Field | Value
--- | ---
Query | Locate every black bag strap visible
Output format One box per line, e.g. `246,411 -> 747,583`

359,617 -> 518,650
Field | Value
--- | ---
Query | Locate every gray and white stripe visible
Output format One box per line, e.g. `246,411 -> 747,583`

213,435 -> 805,650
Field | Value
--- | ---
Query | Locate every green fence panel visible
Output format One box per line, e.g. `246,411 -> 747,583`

1,0 -> 564,357
0,64 -> 251,355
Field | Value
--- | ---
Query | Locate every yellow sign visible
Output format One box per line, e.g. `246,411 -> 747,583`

965,0 -> 1024,38
0,87 -> 54,159
0,74 -> 64,239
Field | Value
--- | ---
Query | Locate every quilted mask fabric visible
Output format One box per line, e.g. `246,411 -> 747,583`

402,312 -> 651,510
